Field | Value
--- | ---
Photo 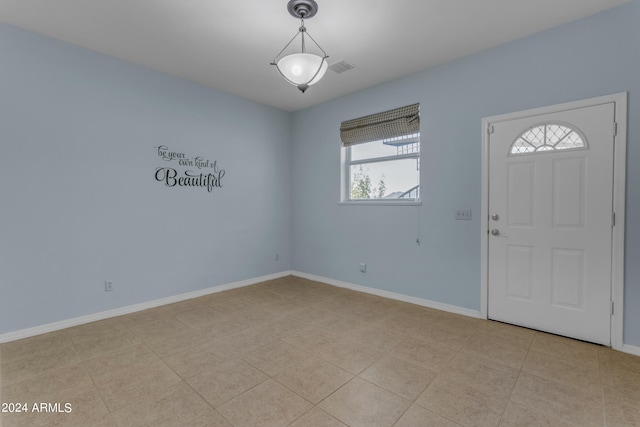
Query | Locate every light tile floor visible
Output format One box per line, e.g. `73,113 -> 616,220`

1,276 -> 639,426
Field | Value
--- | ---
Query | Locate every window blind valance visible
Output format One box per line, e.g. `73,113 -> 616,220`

340,103 -> 420,147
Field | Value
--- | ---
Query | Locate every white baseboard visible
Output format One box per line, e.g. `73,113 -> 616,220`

292,272 -> 640,357
5,269 -> 639,358
622,344 -> 640,357
0,270 -> 293,344
291,271 -> 482,319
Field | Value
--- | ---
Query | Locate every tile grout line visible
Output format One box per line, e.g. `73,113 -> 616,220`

142,338 -> 244,426
598,349 -> 608,427
493,334 -> 531,427
403,321 -> 474,426
70,335 -> 121,427
282,307 -> 415,416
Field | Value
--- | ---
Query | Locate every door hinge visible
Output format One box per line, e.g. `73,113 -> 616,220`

488,124 -> 494,135
612,212 -> 616,227
613,121 -> 618,137
611,301 -> 615,316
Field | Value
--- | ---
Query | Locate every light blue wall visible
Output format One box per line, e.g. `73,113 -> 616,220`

291,1 -> 640,345
2,1 -> 639,347
0,24 -> 292,335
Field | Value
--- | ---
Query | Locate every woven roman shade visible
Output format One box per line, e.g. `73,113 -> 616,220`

340,103 -> 420,146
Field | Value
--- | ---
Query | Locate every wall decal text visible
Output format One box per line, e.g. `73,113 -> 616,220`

154,145 -> 225,193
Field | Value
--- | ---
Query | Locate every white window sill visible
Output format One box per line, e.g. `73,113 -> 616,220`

338,200 -> 422,206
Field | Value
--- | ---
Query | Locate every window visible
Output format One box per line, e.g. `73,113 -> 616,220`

340,104 -> 420,202
510,123 -> 586,155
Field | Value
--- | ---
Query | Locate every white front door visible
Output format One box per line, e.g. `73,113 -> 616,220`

487,102 -> 615,345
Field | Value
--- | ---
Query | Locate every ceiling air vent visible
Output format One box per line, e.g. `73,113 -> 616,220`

329,60 -> 355,74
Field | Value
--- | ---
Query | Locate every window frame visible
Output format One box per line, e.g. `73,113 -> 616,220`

340,135 -> 421,206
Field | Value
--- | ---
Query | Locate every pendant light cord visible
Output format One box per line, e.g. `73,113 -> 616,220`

300,19 -> 306,53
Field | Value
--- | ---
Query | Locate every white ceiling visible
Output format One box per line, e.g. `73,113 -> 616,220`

0,0 -> 630,111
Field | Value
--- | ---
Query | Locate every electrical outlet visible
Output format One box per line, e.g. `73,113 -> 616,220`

275,253 -> 279,262
455,209 -> 472,220
105,280 -> 114,292
359,263 -> 367,273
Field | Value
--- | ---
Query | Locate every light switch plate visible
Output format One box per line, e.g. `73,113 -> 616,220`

455,209 -> 472,220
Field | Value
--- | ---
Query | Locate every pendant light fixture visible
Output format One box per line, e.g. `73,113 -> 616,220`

271,0 -> 329,93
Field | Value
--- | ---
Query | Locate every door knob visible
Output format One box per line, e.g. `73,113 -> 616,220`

491,214 -> 500,221
491,229 -> 500,236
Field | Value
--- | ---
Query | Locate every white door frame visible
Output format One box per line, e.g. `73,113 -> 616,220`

481,92 -> 627,350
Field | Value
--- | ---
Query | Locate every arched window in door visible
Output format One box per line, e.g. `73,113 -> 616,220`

510,123 -> 586,155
